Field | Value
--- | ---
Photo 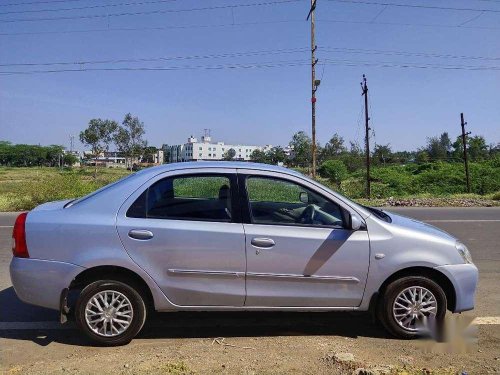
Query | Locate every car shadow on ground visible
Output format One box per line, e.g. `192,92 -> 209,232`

0,286 -> 394,347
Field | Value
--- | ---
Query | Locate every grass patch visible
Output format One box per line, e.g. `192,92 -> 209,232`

0,164 -> 498,211
156,362 -> 194,375
0,167 -> 130,211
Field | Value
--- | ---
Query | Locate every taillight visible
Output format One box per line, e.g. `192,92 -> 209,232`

12,212 -> 29,258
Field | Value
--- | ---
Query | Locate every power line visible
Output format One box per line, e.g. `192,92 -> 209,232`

318,18 -> 500,30
3,45 -> 497,69
320,46 -> 500,61
327,0 -> 500,13
1,15 -> 498,37
0,0 -> 178,15
2,58 -> 499,75
0,19 -> 305,36
0,0 -> 302,23
0,0 -> 88,7
0,60 -> 311,75
0,47 -> 309,67
321,58 -> 500,70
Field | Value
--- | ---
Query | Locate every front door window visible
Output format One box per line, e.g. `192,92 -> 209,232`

246,176 -> 347,228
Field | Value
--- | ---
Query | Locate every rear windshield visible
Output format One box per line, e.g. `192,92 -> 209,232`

65,172 -> 137,208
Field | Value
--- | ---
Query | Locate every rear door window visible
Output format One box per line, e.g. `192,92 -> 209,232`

127,174 -> 234,222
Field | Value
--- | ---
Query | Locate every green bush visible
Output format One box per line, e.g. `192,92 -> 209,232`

318,160 -> 348,187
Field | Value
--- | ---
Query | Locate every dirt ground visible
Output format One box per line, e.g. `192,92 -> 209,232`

1,311 -> 499,375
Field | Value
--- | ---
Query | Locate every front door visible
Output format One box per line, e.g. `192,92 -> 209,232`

117,169 -> 246,307
240,172 -> 370,307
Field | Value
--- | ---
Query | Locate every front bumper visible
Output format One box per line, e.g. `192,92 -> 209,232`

435,263 -> 479,313
10,257 -> 84,310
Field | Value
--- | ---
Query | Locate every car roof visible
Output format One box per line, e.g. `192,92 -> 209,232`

137,161 -> 303,177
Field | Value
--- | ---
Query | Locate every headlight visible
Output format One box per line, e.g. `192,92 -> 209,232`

456,241 -> 473,264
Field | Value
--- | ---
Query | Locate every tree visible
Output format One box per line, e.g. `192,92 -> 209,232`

440,132 -> 452,155
426,132 -> 450,161
63,153 -> 79,166
392,150 -> 414,164
46,145 -> 64,167
142,146 -> 158,163
250,149 -> 268,163
223,148 -> 236,161
372,143 -> 392,166
340,141 -> 364,172
490,143 -> 500,158
452,135 -> 489,162
318,160 -> 348,188
289,131 -> 312,168
114,113 -> 147,171
321,133 -> 346,161
416,149 -> 430,164
268,146 -> 287,165
79,118 -> 118,176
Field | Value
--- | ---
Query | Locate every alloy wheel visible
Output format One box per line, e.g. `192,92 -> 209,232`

84,290 -> 134,337
392,286 -> 437,332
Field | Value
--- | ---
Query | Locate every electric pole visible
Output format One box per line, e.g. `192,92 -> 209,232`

361,74 -> 371,199
460,113 -> 471,193
307,0 -> 318,177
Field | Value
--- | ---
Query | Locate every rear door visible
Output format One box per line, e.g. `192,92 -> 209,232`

239,170 -> 370,307
116,168 -> 246,307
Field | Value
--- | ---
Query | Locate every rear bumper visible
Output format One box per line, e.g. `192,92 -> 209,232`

435,263 -> 479,313
10,257 -> 84,310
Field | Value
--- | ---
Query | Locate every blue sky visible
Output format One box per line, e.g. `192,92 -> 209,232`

0,0 -> 499,151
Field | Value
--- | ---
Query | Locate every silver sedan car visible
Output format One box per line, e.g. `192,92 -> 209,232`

10,162 -> 478,345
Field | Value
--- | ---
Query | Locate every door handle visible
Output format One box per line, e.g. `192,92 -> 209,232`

128,229 -> 154,240
251,237 -> 275,248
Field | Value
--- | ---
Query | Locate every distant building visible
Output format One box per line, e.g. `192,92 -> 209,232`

83,150 -> 165,168
153,149 -> 164,164
63,150 -> 82,167
82,151 -> 128,168
169,135 -> 272,163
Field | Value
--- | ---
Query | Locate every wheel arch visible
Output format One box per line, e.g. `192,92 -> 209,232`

370,266 -> 456,313
69,265 -> 155,311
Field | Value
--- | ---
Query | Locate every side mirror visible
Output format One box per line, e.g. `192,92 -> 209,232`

299,191 -> 309,204
350,214 -> 363,231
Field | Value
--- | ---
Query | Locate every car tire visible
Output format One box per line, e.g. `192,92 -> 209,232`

378,276 -> 447,339
75,280 -> 147,346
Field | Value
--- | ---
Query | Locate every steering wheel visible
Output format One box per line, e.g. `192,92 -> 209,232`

299,204 -> 316,224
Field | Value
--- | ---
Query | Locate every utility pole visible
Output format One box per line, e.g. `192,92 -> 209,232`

307,0 -> 318,177
460,113 -> 471,193
361,74 -> 371,199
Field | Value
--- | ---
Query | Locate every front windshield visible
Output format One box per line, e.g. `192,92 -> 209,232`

296,172 -> 370,215
363,206 -> 392,223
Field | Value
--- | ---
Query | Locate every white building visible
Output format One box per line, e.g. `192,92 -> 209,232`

169,135 -> 272,163
83,149 -> 165,168
153,149 -> 164,164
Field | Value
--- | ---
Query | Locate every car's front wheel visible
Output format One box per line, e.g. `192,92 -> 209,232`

378,276 -> 447,339
75,280 -> 147,346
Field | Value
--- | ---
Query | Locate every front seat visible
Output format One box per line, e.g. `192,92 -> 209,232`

218,185 -> 231,219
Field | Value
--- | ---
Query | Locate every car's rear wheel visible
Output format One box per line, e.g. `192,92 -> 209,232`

75,280 -> 147,346
378,276 -> 447,339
